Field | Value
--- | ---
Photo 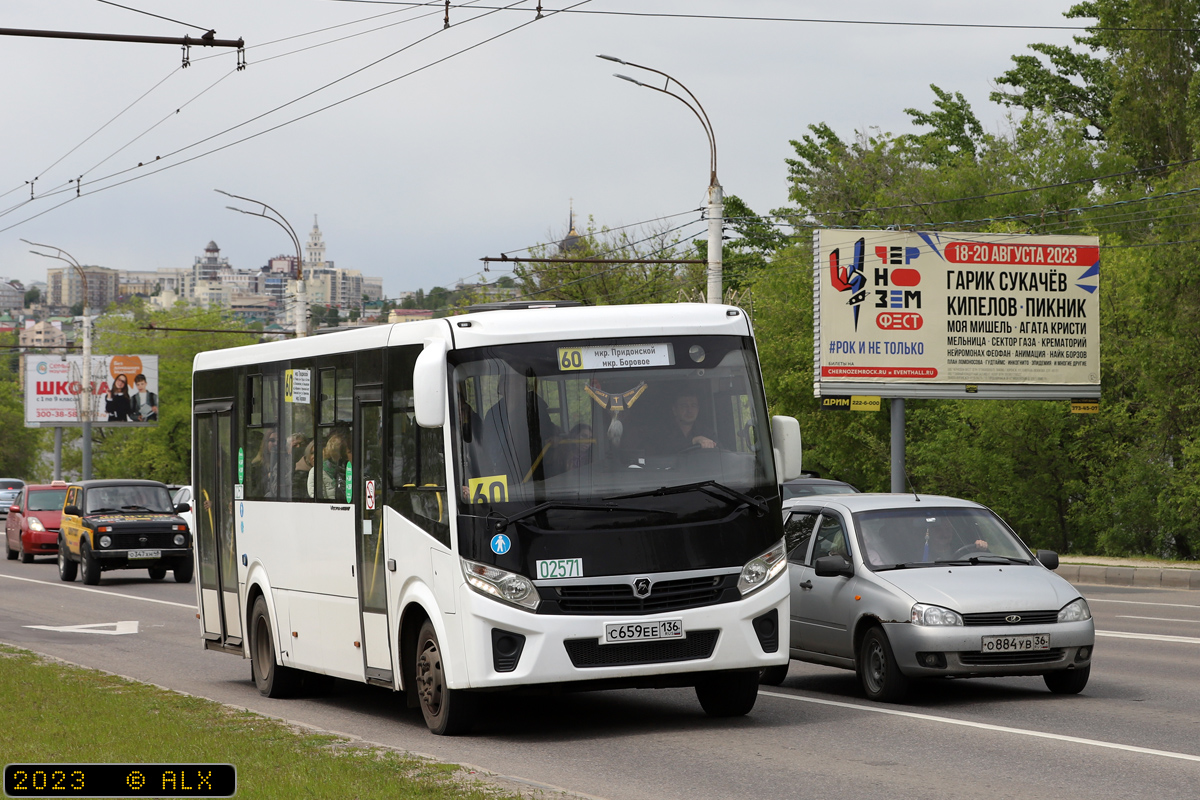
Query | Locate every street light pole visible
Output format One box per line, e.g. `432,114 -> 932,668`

23,240 -> 93,479
598,55 -> 723,304
215,190 -> 306,337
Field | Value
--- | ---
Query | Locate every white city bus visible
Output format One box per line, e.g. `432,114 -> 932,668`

191,303 -> 801,734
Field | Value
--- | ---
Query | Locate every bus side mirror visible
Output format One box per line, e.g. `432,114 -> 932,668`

772,415 -> 802,482
414,338 -> 448,428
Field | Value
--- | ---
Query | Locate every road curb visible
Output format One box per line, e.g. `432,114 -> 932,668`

1058,563 -> 1200,590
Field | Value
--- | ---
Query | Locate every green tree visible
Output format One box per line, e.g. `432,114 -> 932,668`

513,215 -> 700,305
86,302 -> 259,484
23,286 -> 40,307
0,332 -> 47,479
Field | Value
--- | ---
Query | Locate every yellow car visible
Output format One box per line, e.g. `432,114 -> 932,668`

58,480 -> 194,585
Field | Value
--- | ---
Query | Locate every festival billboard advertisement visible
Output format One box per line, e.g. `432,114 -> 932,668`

813,230 -> 1100,399
24,355 -> 160,427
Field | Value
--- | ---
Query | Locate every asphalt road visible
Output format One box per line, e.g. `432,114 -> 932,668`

3,556 -> 1199,800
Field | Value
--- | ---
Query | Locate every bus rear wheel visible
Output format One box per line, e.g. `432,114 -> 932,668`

695,670 -> 761,717
250,596 -> 302,698
414,619 -> 475,735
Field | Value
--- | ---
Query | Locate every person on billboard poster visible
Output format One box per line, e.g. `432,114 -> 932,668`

105,374 -> 132,422
130,373 -> 158,422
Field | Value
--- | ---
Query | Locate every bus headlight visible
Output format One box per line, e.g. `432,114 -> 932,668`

99,535 -> 112,548
737,539 -> 787,596
461,558 -> 540,611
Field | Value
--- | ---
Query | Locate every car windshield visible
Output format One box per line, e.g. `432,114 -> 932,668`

450,335 -> 776,510
85,485 -> 174,514
854,506 -> 1033,569
28,489 -> 68,512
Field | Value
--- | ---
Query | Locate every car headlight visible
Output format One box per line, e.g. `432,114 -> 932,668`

911,603 -> 963,626
174,534 -> 186,546
28,517 -> 45,532
1058,597 -> 1091,623
737,539 -> 788,596
98,535 -> 112,548
461,558 -> 539,611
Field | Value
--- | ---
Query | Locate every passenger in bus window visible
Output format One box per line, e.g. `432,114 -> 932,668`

249,429 -> 280,497
478,372 -> 559,483
309,430 -> 350,500
292,439 -> 315,498
558,423 -> 594,472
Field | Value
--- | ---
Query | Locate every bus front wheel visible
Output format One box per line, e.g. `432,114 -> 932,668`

250,596 -> 302,698
414,619 -> 476,735
696,670 -> 760,717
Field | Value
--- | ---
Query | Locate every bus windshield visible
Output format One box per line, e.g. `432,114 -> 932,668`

451,335 -> 776,510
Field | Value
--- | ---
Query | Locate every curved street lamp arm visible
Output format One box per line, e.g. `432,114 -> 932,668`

21,238 -> 82,269
215,189 -> 303,278
606,59 -> 717,184
224,205 -> 303,269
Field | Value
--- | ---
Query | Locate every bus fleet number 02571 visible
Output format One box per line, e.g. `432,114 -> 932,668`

535,558 -> 584,579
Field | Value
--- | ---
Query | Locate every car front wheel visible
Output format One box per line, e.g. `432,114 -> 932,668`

57,537 -> 77,582
1044,665 -> 1090,694
79,540 -> 101,585
857,626 -> 911,703
173,558 -> 194,583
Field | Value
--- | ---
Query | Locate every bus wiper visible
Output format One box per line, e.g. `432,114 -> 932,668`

605,480 -> 769,516
489,501 -> 668,532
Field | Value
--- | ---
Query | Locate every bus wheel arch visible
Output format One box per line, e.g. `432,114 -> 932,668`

399,603 -> 432,710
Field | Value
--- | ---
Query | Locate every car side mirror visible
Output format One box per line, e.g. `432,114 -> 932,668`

1036,550 -> 1059,570
64,505 -> 82,517
175,502 -> 191,514
7,505 -> 18,514
814,554 -> 853,578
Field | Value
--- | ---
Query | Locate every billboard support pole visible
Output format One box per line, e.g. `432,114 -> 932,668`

890,398 -> 906,493
53,427 -> 63,481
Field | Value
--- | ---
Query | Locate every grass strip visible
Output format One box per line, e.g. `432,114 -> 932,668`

0,645 -> 521,800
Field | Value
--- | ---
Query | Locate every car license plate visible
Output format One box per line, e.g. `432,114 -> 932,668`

981,633 -> 1050,652
602,619 -> 684,645
128,549 -> 161,559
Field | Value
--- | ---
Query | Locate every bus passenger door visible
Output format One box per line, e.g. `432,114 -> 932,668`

195,404 -> 242,652
354,390 -> 393,685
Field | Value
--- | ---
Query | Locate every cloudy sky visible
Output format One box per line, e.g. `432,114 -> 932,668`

0,1 -> 1085,297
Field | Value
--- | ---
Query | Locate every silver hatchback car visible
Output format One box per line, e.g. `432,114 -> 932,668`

762,494 -> 1095,701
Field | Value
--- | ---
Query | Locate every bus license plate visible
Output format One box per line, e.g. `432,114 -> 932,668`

981,633 -> 1050,652
603,619 -> 684,645
128,549 -> 161,559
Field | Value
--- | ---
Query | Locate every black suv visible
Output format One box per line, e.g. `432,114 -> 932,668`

58,480 -> 194,585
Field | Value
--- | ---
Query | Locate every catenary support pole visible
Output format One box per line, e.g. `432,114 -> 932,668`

707,182 -> 724,304
890,397 -> 905,493
53,427 -> 63,481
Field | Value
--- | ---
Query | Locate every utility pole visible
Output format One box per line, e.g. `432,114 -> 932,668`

598,55 -> 723,303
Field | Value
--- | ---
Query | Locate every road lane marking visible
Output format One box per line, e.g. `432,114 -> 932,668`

0,574 -> 195,610
25,621 -> 139,635
759,691 -> 1200,762
1086,598 -> 1200,609
1116,615 -> 1198,624
1096,630 -> 1200,644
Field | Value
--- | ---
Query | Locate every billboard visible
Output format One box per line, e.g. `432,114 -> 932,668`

25,355 -> 160,427
813,230 -> 1101,399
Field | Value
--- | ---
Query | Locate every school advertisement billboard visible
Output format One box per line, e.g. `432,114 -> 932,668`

25,354 -> 160,427
813,230 -> 1100,399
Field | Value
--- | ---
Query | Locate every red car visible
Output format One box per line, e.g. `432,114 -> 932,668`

5,482 -> 68,563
